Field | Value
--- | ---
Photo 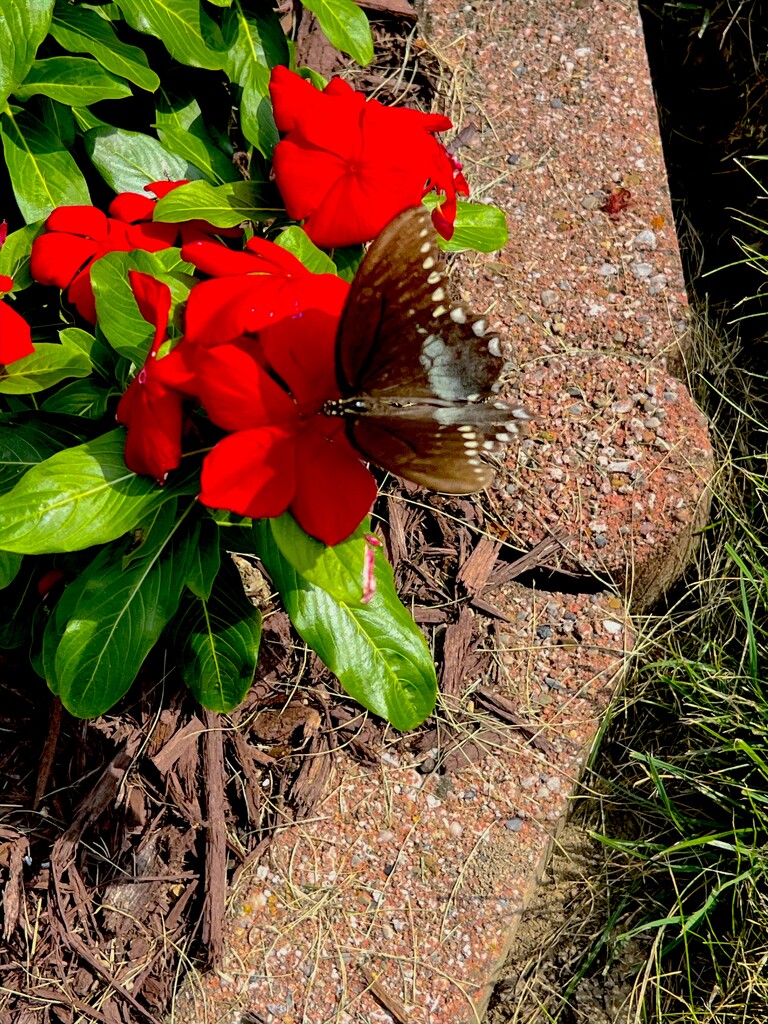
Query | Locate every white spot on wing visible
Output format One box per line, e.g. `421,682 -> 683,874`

450,307 -> 467,324
431,287 -> 445,302
420,242 -> 431,254
488,337 -> 502,357
472,319 -> 486,337
432,305 -> 447,317
427,271 -> 441,285
423,256 -> 436,270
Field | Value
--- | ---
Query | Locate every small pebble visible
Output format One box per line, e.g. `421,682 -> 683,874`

550,97 -> 564,108
506,153 -> 519,165
505,817 -> 524,832
595,534 -> 608,548
630,261 -> 653,278
632,229 -> 657,250
449,821 -> 463,838
603,619 -> 624,635
598,263 -> 618,276
537,625 -> 553,639
540,289 -> 560,309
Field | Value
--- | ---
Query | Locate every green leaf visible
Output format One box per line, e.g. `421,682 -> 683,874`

153,179 -> 277,227
37,97 -> 76,148
0,221 -> 44,291
275,227 -> 337,275
0,556 -> 37,649
332,243 -> 364,283
50,4 -> 160,92
255,523 -> 437,730
223,4 -> 286,157
185,517 -> 221,600
0,109 -> 90,221
0,429 -> 193,554
0,550 -> 23,589
0,341 -> 91,395
431,199 -> 509,253
14,57 -> 133,105
0,417 -> 83,495
175,556 -> 261,712
266,513 -> 368,605
155,125 -> 238,183
239,63 -> 278,158
300,0 -> 373,66
83,125 -> 201,194
41,379 -> 115,419
60,327 -> 119,381
114,0 -> 227,70
50,502 -> 200,716
91,250 -> 190,364
0,0 -> 55,110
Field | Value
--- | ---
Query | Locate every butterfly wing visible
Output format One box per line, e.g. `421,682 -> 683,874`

336,205 -> 501,398
335,205 -> 531,493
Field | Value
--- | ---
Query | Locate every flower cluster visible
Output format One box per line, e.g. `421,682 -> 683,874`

26,66 -> 468,545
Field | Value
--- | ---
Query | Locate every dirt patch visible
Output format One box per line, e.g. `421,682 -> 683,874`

486,818 -> 648,1024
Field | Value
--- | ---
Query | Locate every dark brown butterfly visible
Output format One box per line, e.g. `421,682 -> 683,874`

327,205 -> 532,493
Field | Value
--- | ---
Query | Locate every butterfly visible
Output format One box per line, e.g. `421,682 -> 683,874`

327,205 -> 532,494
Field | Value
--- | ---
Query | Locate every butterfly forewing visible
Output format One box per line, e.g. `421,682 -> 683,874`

337,206 -> 502,398
334,206 -> 531,494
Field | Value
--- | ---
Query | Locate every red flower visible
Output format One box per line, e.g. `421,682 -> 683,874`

116,271 -> 187,484
30,190 -> 178,324
195,328 -> 377,546
0,275 -> 34,365
165,234 -> 349,364
268,66 -> 469,247
29,181 -> 241,325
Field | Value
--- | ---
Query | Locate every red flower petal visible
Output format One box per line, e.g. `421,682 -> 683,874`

194,340 -> 298,431
0,300 -> 34,364
199,426 -> 297,520
271,140 -> 353,223
45,206 -> 108,240
30,232 -> 99,289
290,420 -> 377,545
181,239 -> 268,278
0,275 -> 13,293
66,268 -> 98,324
117,377 -> 184,483
108,192 -> 157,224
128,270 -> 172,356
258,308 -> 342,410
145,180 -> 188,200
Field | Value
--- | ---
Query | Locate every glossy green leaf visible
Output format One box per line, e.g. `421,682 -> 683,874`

49,503 -> 199,716
0,0 -> 55,109
83,125 -> 200,194
176,556 -> 261,712
185,517 -> 221,600
239,63 -> 278,158
0,417 -> 83,495
50,4 -> 160,92
0,110 -> 90,221
256,523 -> 437,730
155,125 -> 238,183
300,0 -> 373,66
0,221 -> 44,291
60,327 -> 119,381
41,379 -> 115,419
153,179 -> 277,227
114,0 -> 227,70
37,97 -> 75,148
14,57 -> 133,105
0,550 -> 23,589
332,244 -> 364,283
91,250 -> 190,364
265,513 -> 368,605
0,429 -> 192,554
0,341 -> 91,395
431,199 -> 509,253
275,227 -> 337,275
